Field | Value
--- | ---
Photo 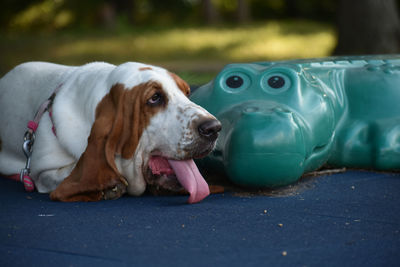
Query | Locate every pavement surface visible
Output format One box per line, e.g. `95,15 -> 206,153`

1,170 -> 399,267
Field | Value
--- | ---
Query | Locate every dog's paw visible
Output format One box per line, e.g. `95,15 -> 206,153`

101,182 -> 127,200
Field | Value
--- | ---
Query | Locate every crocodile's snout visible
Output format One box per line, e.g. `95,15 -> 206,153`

221,104 -> 307,187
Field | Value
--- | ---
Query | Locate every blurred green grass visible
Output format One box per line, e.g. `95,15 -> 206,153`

0,20 -> 336,85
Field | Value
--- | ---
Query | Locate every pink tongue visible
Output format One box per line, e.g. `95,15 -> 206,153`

167,159 -> 210,204
148,156 -> 210,203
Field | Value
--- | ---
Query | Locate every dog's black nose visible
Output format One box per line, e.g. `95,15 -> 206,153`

198,119 -> 222,140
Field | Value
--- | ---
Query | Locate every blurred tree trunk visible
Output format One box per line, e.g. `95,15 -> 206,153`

98,0 -> 136,29
114,0 -> 135,25
334,0 -> 400,55
202,0 -> 219,24
98,1 -> 116,29
237,0 -> 250,23
285,0 -> 298,18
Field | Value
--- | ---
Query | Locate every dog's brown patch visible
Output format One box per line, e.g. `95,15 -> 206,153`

50,81 -> 168,202
139,67 -> 153,71
169,72 -> 190,96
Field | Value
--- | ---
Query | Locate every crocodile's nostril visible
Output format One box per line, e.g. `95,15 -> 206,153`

243,107 -> 260,113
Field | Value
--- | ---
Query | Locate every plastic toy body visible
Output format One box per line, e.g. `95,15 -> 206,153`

190,55 -> 400,187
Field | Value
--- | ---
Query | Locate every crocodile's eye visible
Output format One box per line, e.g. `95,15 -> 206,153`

226,75 -> 244,88
267,75 -> 285,89
221,72 -> 250,93
262,73 -> 291,93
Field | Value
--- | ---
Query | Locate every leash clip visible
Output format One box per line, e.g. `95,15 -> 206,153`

21,130 -> 35,176
19,131 -> 35,191
23,130 -> 35,150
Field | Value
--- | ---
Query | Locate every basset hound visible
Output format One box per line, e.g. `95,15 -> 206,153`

0,62 -> 221,203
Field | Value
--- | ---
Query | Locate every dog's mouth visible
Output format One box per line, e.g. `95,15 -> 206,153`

144,156 -> 210,204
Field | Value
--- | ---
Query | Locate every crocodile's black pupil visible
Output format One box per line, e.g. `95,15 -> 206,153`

226,75 -> 244,88
268,76 -> 285,89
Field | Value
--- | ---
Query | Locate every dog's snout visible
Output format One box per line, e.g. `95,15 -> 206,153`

198,119 -> 222,140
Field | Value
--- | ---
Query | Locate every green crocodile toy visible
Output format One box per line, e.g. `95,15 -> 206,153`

190,55 -> 400,187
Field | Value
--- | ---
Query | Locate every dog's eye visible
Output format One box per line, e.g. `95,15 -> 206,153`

147,92 -> 163,106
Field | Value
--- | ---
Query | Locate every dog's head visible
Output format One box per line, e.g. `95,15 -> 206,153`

50,63 -> 221,203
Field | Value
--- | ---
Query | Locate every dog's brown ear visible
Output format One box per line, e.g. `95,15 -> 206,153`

169,72 -> 190,96
50,81 -> 167,202
50,84 -> 128,202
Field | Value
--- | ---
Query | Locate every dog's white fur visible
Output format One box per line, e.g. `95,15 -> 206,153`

0,62 -> 215,196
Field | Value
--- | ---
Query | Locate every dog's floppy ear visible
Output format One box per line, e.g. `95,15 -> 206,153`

169,72 -> 190,96
50,84 -> 129,202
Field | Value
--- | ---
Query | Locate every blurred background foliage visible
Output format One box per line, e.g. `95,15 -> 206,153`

1,0 -> 399,84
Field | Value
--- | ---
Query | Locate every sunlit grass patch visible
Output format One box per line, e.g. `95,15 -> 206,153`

0,20 -> 336,84
226,21 -> 335,60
